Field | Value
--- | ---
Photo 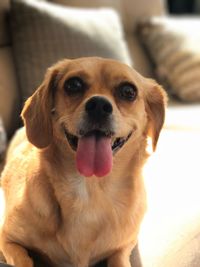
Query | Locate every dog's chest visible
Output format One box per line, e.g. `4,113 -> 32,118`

53,177 -> 136,266
20,176 -> 137,267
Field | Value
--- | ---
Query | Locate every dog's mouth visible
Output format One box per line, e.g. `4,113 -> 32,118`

65,130 -> 132,153
64,129 -> 132,178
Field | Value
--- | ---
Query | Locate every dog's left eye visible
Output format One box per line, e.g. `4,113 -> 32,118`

117,83 -> 138,101
64,77 -> 86,95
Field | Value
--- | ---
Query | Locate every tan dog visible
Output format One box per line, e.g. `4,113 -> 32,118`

0,57 -> 166,267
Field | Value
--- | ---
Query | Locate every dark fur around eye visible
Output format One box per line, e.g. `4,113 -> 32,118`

64,77 -> 86,95
117,82 -> 138,101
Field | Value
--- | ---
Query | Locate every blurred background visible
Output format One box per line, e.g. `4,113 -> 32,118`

168,0 -> 200,13
0,0 -> 200,267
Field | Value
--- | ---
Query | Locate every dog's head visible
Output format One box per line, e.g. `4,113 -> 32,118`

21,57 -> 167,177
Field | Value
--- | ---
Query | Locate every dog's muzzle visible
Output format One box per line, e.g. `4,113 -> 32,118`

64,96 -> 132,177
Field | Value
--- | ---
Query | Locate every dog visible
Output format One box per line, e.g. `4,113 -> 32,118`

0,57 -> 166,267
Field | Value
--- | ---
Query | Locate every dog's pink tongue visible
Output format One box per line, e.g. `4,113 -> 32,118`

76,135 -> 112,177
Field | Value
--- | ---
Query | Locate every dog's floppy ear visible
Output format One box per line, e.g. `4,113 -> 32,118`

21,68 -> 58,149
144,79 -> 167,151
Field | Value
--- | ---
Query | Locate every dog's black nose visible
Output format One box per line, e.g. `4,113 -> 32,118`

85,96 -> 113,120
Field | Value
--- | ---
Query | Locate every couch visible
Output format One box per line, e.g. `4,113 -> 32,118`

0,0 -> 200,266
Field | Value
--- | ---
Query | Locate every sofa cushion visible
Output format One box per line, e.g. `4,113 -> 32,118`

121,0 -> 166,34
10,0 -> 131,100
137,16 -> 200,102
0,117 -> 7,162
0,0 -> 11,46
0,47 -> 20,137
125,34 -> 154,77
137,128 -> 200,267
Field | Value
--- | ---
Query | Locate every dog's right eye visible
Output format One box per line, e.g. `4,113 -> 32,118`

64,77 -> 86,95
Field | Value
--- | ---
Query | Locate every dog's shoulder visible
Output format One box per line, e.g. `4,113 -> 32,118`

6,127 -> 29,161
1,127 -> 39,205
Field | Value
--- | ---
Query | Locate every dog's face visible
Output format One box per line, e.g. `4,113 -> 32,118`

22,57 -> 166,177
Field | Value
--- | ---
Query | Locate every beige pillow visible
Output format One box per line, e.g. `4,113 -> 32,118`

50,0 -> 166,77
10,0 -> 131,100
138,16 -> 200,102
50,0 -> 166,33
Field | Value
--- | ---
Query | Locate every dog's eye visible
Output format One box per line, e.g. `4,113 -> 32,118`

64,77 -> 85,95
117,83 -> 137,101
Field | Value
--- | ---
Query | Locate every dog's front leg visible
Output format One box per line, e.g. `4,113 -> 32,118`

107,242 -> 136,267
1,241 -> 33,267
